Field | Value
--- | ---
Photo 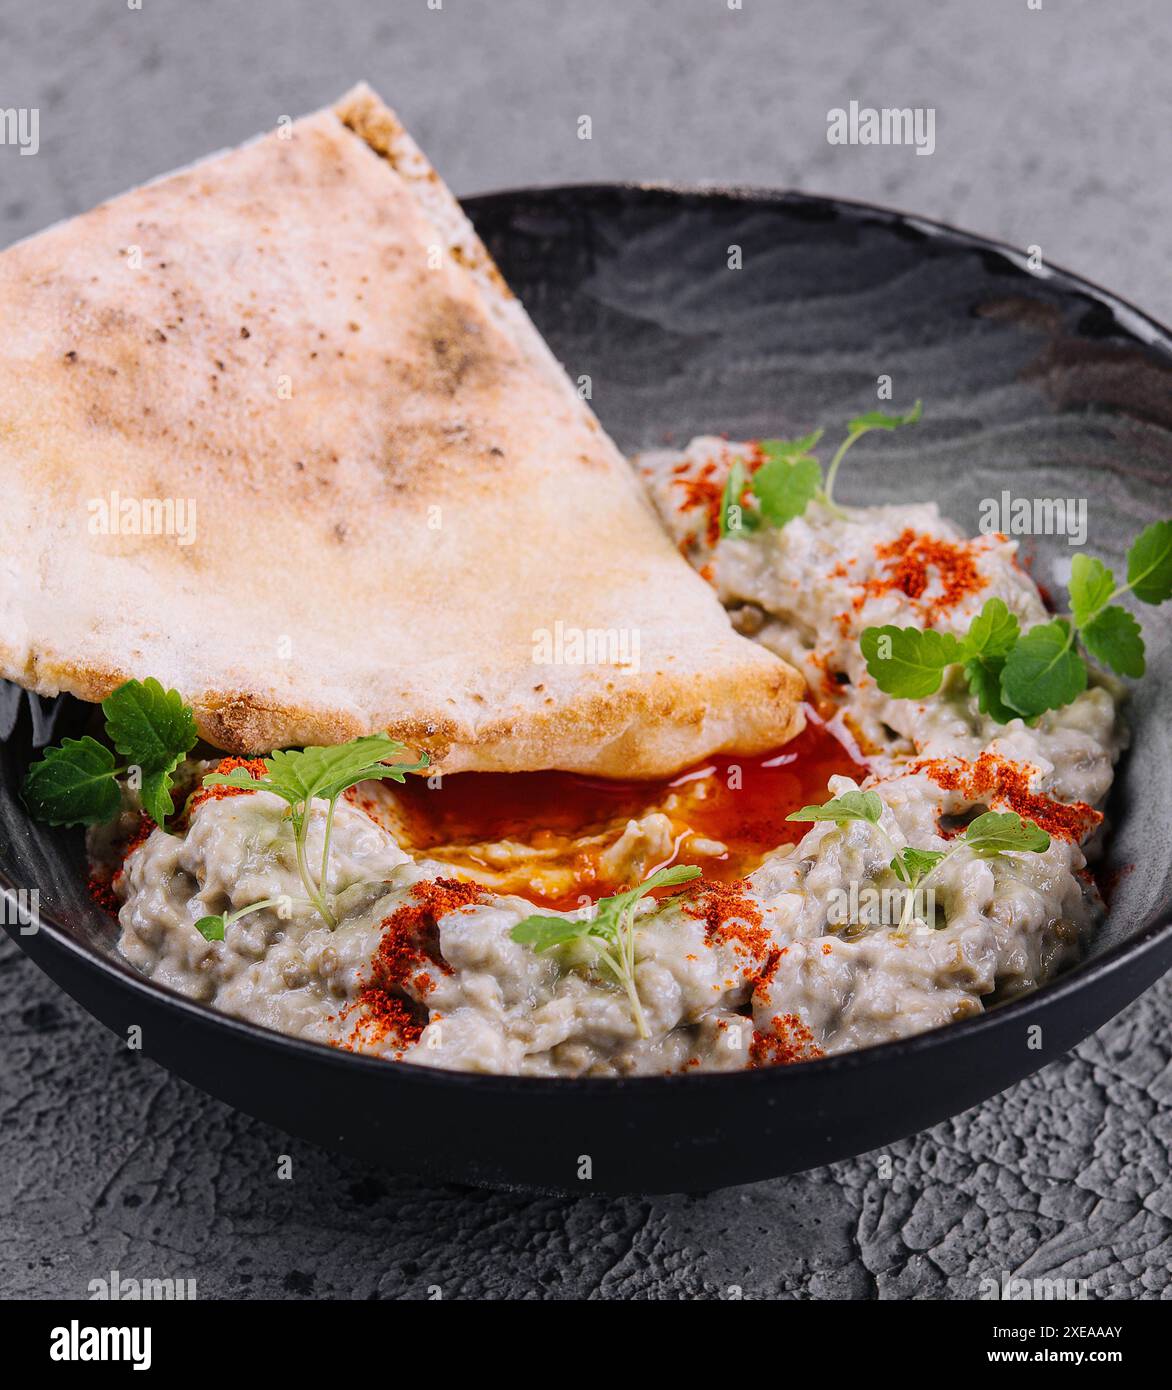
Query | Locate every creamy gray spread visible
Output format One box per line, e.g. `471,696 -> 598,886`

97,438 -> 1126,1077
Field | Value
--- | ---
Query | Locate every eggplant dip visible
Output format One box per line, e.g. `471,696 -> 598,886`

34,411 -> 1167,1077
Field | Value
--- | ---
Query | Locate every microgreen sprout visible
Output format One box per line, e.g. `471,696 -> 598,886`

787,793 -> 1049,934
861,520 -> 1172,722
202,736 -> 428,928
510,864 -> 702,1038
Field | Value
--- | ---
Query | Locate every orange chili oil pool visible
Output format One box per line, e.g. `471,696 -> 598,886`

384,708 -> 866,907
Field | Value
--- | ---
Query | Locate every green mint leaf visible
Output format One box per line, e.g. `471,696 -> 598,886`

963,810 -> 1050,855
846,399 -> 923,433
21,736 -> 122,827
594,863 -> 704,936
759,430 -> 825,463
509,913 -> 592,950
719,459 -> 760,538
751,453 -> 822,529
964,655 -> 1019,724
604,862 -> 703,910
1081,604 -> 1146,678
195,914 -> 226,942
245,746 -> 334,805
202,763 -> 289,797
1125,519 -> 1172,604
961,599 -> 1022,722
1068,555 -> 1115,628
1000,620 -> 1086,717
139,769 -> 180,829
860,625 -> 965,699
628,863 -> 705,891
102,677 -> 197,773
961,600 -> 1021,724
890,846 -> 946,885
203,735 -> 427,807
787,789 -> 884,825
101,677 -> 197,831
311,736 -> 428,801
964,597 -> 1020,659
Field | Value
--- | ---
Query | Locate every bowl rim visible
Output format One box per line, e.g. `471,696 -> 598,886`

463,180 -> 1172,351
4,181 -> 1171,1097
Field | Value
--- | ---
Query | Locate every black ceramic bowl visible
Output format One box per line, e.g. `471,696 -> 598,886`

3,186 -> 1171,1195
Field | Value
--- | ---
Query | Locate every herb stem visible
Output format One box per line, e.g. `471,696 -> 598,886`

201,737 -> 426,934
622,904 -> 649,1037
894,846 -> 959,936
195,894 -> 308,942
822,434 -> 860,508
896,868 -> 930,934
1099,580 -> 1132,609
319,794 -> 340,897
511,865 -> 699,1040
596,938 -> 650,1040
293,809 -> 335,928
224,897 -> 287,928
815,488 -> 850,520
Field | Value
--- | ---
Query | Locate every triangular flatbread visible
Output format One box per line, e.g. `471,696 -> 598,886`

0,85 -> 802,775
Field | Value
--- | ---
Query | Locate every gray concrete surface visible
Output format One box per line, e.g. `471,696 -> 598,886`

1,0 -> 1170,1300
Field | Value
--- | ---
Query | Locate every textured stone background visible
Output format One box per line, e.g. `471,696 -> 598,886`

1,0 -> 1169,1300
